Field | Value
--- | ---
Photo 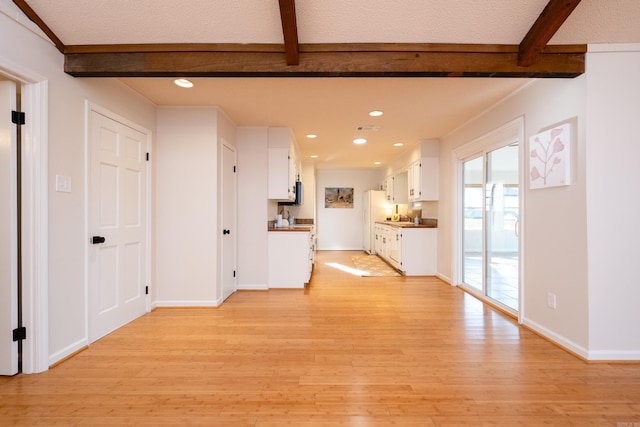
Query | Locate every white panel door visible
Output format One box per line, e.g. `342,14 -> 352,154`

0,81 -> 18,376
89,110 -> 148,342
221,142 -> 236,301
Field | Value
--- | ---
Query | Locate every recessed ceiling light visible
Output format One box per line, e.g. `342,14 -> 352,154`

374,161 -> 381,165
174,78 -> 194,88
353,138 -> 367,145
310,155 -> 318,158
393,142 -> 404,147
369,110 -> 383,117
306,134 -> 317,139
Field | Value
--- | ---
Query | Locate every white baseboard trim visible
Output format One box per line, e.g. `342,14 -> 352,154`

522,317 -> 589,360
49,337 -> 88,367
436,272 -> 452,284
154,300 -> 220,308
586,349 -> 640,361
237,284 -> 269,291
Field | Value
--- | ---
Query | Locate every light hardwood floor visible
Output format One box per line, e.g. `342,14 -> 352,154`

1,250 -> 639,426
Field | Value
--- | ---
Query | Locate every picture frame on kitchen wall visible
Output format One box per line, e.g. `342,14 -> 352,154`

325,187 -> 354,208
529,122 -> 571,189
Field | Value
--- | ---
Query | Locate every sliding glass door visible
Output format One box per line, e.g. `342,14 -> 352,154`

462,157 -> 484,291
485,144 -> 519,310
460,141 -> 520,312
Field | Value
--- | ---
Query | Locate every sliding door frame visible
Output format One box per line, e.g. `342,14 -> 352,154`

452,117 -> 525,323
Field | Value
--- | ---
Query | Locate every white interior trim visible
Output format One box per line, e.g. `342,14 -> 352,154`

451,116 -> 525,323
0,59 -> 50,374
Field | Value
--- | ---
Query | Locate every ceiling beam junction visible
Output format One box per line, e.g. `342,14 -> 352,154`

518,0 -> 583,67
12,0 -> 65,53
278,0 -> 300,66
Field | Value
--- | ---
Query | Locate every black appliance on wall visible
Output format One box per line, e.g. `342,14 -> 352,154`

279,180 -> 303,206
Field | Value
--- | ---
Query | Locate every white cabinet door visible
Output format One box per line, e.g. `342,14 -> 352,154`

268,127 -> 299,202
408,161 -> 419,202
388,228 -> 401,269
393,171 -> 408,204
400,228 -> 437,275
385,176 -> 393,202
407,158 -> 439,202
268,147 -> 293,200
419,157 -> 439,201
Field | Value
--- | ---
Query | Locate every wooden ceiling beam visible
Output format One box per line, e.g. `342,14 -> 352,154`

519,0 -> 582,67
12,0 -> 65,53
63,43 -> 585,78
278,0 -> 300,66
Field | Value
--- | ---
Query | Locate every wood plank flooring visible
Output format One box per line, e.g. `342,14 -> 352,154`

1,250 -> 639,426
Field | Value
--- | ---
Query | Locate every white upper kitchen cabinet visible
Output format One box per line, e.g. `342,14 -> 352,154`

268,127 -> 300,202
408,157 -> 439,201
393,171 -> 408,204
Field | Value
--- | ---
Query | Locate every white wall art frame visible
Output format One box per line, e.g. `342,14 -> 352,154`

529,123 -> 571,189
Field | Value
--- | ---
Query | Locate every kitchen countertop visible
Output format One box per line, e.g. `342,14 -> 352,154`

268,219 -> 315,232
268,225 -> 314,232
376,219 -> 438,228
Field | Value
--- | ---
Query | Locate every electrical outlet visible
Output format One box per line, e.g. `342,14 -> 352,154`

547,292 -> 557,309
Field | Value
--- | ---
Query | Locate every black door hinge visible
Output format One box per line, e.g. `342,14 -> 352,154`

233,271 -> 236,278
145,286 -> 149,295
11,111 -> 25,125
233,165 -> 236,173
13,327 -> 26,342
146,152 -> 149,161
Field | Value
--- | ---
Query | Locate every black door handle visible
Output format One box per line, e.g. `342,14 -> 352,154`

92,236 -> 106,244
223,229 -> 230,235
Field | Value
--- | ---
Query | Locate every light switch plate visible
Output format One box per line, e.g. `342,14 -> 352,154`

55,175 -> 72,193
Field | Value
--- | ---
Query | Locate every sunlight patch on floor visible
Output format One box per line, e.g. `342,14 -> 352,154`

325,262 -> 368,276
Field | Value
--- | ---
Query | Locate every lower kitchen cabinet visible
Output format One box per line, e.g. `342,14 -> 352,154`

375,224 -> 437,275
268,230 -> 314,288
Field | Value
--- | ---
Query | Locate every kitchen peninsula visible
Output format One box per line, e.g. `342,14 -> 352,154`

267,221 -> 316,288
374,219 -> 437,276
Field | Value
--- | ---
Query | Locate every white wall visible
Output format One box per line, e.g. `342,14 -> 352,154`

155,107 -> 230,306
585,45 -> 640,359
0,1 -> 157,366
316,169 -> 380,250
236,127 -> 269,290
440,77 -> 590,355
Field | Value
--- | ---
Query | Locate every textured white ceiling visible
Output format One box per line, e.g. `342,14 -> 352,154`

20,0 -> 640,169
24,0 -> 640,46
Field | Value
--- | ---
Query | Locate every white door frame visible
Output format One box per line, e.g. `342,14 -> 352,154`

84,101 -> 153,340
220,139 -> 237,302
452,116 -> 525,323
0,61 -> 49,374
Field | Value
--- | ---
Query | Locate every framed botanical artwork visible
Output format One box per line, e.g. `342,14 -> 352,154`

325,187 -> 354,208
529,123 -> 571,189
